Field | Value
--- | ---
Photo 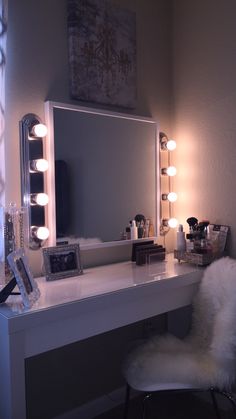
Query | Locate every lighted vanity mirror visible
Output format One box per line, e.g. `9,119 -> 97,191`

45,101 -> 159,248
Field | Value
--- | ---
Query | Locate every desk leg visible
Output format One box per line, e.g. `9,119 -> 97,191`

0,328 -> 26,419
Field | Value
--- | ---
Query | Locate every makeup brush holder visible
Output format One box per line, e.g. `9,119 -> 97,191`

174,224 -> 229,266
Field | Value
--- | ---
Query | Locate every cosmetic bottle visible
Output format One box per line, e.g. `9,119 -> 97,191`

144,219 -> 150,237
126,226 -> 131,240
131,220 -> 138,240
176,224 -> 186,251
148,220 -> 154,237
138,223 -> 144,239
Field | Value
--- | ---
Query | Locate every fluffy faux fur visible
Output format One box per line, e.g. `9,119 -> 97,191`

124,257 -> 236,391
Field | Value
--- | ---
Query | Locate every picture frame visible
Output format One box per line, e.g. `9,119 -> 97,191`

7,248 -> 40,308
67,0 -> 137,108
43,244 -> 83,281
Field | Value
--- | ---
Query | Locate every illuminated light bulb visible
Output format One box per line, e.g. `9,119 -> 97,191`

36,193 -> 49,206
30,159 -> 49,172
166,166 -> 177,176
36,226 -> 49,240
32,226 -> 49,240
162,193 -> 177,202
168,218 -> 178,228
31,123 -> 47,138
31,193 -> 49,206
166,139 -> 176,151
162,166 -> 177,176
167,192 -> 178,202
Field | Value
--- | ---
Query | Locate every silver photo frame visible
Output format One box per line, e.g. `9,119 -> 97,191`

7,248 -> 40,308
43,244 -> 83,281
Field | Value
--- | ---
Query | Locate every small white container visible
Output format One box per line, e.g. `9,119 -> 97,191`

176,224 -> 186,251
131,220 -> 138,240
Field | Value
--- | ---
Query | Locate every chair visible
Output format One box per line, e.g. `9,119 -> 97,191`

123,257 -> 236,419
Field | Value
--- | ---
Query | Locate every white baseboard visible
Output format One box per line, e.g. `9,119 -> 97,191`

54,386 -> 137,419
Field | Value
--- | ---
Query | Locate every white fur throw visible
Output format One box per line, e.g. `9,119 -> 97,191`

124,257 -> 236,391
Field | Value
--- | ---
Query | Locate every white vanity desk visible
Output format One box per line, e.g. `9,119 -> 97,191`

0,254 -> 203,419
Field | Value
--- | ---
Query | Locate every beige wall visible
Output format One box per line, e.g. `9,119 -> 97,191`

173,0 -> 236,256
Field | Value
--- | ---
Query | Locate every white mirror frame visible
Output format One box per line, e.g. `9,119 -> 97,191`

45,101 -> 160,250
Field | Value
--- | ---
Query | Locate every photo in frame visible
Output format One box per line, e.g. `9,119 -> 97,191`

7,249 -> 40,308
43,244 -> 83,281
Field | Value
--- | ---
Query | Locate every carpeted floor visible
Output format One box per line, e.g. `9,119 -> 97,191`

94,391 -> 236,419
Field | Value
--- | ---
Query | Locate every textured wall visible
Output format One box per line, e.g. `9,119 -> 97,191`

172,0 -> 236,255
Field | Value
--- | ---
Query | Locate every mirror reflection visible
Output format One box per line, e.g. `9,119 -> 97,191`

47,103 -> 158,245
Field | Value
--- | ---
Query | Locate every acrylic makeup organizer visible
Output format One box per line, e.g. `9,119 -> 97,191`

174,224 -> 229,266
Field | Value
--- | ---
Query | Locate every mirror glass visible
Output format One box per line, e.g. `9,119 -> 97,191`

46,102 -> 159,247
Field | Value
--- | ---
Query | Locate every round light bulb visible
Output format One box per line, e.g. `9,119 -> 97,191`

32,123 -> 47,137
33,193 -> 49,206
35,159 -> 48,172
167,192 -> 178,202
168,218 -> 178,228
166,166 -> 177,176
30,159 -> 49,172
35,226 -> 49,240
166,140 -> 176,151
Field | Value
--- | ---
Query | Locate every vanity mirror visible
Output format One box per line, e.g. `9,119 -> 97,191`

45,101 -> 159,248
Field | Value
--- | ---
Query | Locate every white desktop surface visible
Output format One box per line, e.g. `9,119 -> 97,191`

0,254 -> 203,419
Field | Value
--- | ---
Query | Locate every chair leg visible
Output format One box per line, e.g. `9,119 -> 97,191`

216,390 -> 236,418
210,388 -> 221,419
123,383 -> 131,419
142,393 -> 151,419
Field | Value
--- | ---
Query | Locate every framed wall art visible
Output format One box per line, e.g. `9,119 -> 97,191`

43,243 -> 83,281
67,0 -> 137,108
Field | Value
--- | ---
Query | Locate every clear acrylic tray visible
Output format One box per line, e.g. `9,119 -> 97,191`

174,250 -> 225,266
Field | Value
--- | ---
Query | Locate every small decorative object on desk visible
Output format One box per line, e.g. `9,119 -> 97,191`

43,243 -> 83,281
0,204 -> 28,287
132,241 -> 165,266
121,214 -> 154,241
174,221 -> 229,266
176,224 -> 186,251
7,248 -> 40,308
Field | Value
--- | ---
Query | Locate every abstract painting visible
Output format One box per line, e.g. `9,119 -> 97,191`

67,0 -> 137,108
